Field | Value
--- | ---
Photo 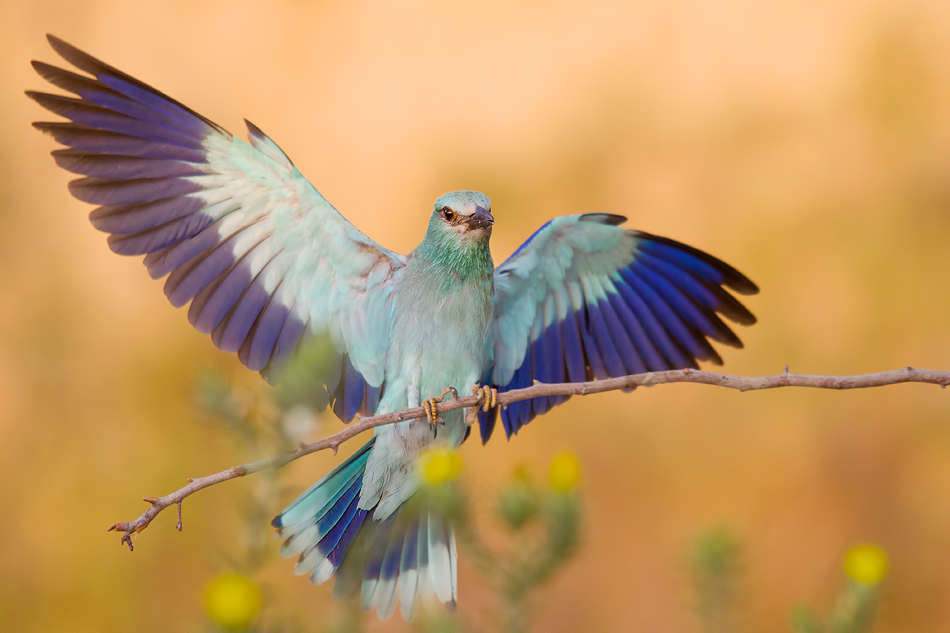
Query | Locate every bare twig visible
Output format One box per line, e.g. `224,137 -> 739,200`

108,366 -> 950,549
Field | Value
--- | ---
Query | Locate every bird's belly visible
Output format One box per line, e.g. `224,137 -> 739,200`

361,275 -> 493,518
391,287 -> 493,405
361,351 -> 481,518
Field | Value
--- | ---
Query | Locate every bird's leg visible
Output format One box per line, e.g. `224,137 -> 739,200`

464,383 -> 498,426
421,386 -> 458,426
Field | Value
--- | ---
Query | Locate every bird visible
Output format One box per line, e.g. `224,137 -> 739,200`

28,35 -> 759,621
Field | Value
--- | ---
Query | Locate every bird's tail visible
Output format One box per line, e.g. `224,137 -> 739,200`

272,439 -> 457,621
272,440 -> 374,583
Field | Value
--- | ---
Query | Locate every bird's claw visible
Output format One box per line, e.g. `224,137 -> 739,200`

422,386 -> 458,426
471,384 -> 498,412
464,407 -> 478,427
422,397 -> 442,425
463,384 -> 498,425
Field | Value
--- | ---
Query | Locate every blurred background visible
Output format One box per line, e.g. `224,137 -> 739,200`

2,0 -> 950,630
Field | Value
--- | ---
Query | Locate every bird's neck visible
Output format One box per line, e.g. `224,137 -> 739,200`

414,229 -> 494,283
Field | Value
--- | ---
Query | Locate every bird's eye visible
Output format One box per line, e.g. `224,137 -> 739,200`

441,208 -> 455,221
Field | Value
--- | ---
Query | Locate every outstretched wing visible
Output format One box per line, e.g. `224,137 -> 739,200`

483,213 -> 758,441
29,35 -> 403,419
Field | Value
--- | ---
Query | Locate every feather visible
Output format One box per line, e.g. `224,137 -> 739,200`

273,440 -> 373,529
631,261 -> 735,351
142,198 -> 242,278
89,196 -> 204,234
607,290 -> 665,371
427,513 -> 453,604
611,272 -> 692,368
633,231 -> 759,295
592,278 -> 646,375
33,122 -> 207,162
372,518 -> 407,620
328,508 -> 367,567
245,119 -> 293,168
27,91 -> 202,147
619,266 -> 716,363
45,35 -> 222,137
107,210 -> 215,257
239,284 -> 291,371
213,252 -> 285,353
164,218 -> 269,307
68,175 -> 205,206
53,150 -> 206,179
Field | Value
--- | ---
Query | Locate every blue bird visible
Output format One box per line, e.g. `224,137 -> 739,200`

29,36 -> 758,620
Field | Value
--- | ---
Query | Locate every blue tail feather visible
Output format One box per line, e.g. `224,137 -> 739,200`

272,439 -> 373,529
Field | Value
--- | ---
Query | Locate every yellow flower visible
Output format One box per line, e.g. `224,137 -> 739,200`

843,544 -> 889,585
203,573 -> 262,630
548,452 -> 582,492
418,448 -> 462,486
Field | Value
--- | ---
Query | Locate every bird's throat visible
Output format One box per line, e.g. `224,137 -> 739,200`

416,227 -> 494,283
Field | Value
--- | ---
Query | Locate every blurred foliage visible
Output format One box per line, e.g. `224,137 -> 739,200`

790,544 -> 889,633
791,582 -> 881,633
690,527 -> 743,633
195,374 -> 582,633
687,526 -> 889,633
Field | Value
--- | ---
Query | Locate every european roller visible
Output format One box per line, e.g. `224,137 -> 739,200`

29,36 -> 759,620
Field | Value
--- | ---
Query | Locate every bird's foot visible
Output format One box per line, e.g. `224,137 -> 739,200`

472,384 -> 497,412
464,384 -> 498,426
422,386 -> 458,426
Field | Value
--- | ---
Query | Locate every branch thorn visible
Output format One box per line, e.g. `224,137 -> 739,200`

142,496 -> 159,505
176,501 -> 183,531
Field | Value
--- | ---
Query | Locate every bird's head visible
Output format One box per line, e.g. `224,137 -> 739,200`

428,191 -> 494,243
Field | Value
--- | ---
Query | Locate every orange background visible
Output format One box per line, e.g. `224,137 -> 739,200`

2,1 -> 950,631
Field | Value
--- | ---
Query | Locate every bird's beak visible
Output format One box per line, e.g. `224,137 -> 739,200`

466,207 -> 494,230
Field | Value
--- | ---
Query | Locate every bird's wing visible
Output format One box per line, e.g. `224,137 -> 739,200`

483,213 -> 759,441
29,36 -> 403,420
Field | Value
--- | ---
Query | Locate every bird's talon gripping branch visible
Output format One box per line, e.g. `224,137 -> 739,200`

464,384 -> 498,426
422,387 -> 457,426
471,383 -> 497,412
464,407 -> 478,426
422,398 -> 442,425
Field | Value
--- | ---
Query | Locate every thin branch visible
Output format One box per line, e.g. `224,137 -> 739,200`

108,366 -> 949,549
